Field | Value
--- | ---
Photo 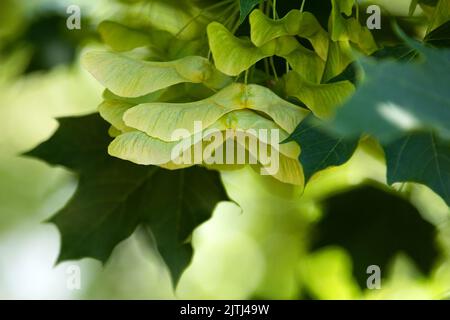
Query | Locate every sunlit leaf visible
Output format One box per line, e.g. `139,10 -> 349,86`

283,45 -> 326,84
250,9 -> 329,60
426,0 -> 450,33
409,0 -> 420,16
124,83 -> 309,141
98,100 -> 135,132
329,0 -> 355,42
98,20 -> 152,52
127,0 -> 208,40
207,22 -> 269,76
284,71 -> 355,119
322,40 -> 354,82
329,0 -> 377,54
109,130 -> 198,169
83,51 -> 230,97
262,154 -> 304,186
217,110 -> 301,159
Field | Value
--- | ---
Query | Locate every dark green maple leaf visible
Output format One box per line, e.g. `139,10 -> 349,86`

24,113 -> 229,285
312,184 -> 439,288
384,131 -> 450,206
287,115 -> 358,182
239,0 -> 265,23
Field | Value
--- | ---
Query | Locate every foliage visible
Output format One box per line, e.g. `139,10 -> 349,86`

24,0 -> 450,295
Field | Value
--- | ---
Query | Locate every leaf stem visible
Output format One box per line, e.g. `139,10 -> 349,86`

356,1 -> 360,21
270,57 -> 278,81
273,0 -> 277,19
300,0 -> 306,12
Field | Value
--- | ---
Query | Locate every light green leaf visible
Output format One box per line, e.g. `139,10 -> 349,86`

409,0 -> 420,16
250,9 -> 329,60
109,131 -> 198,168
207,22 -> 269,76
108,126 -> 122,138
322,40 -> 354,82
208,21 -> 325,80
102,88 -> 167,105
329,0 -> 355,40
345,18 -> 378,55
98,20 -> 205,59
124,84 -> 242,141
215,110 -> 301,159
259,36 -> 301,57
98,21 -> 152,52
329,0 -> 377,54
248,84 -> 310,133
261,155 -> 304,186
131,0 -> 207,40
284,71 -> 355,119
110,114 -> 304,186
124,83 -> 309,141
83,51 -> 230,97
98,100 -> 135,132
427,0 -> 450,33
283,45 -> 326,83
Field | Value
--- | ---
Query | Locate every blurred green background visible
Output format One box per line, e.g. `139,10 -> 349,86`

0,0 -> 449,299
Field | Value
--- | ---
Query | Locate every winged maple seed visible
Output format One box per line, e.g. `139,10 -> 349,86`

82,0 -> 377,189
